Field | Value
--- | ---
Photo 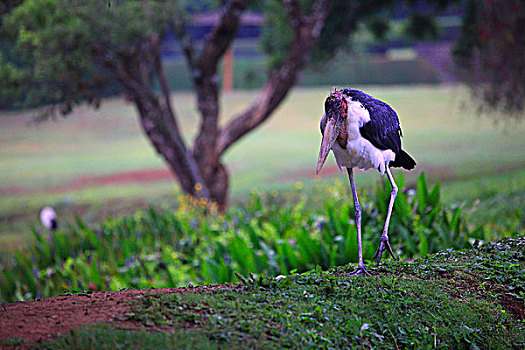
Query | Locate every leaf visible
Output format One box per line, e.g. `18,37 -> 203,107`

417,172 -> 429,212
419,229 -> 429,257
426,205 -> 441,226
428,182 -> 441,207
450,208 -> 463,239
229,236 -> 256,274
394,190 -> 410,221
344,226 -> 358,264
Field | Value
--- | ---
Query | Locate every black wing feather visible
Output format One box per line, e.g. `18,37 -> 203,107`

359,99 -> 402,153
342,89 -> 416,170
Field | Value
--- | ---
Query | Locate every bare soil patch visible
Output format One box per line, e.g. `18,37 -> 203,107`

0,168 -> 174,196
0,285 -> 226,349
54,168 -> 175,193
441,273 -> 524,321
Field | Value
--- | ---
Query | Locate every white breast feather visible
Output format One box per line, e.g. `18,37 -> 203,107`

331,98 -> 395,174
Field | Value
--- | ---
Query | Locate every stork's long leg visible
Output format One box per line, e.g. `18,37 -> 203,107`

347,167 -> 370,276
373,166 -> 398,265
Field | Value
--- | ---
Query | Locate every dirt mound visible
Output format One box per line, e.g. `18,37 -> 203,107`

0,286 -> 221,349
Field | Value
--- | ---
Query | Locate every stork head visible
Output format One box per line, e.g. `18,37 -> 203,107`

316,91 -> 347,174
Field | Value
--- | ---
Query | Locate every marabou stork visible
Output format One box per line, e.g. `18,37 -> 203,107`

40,206 -> 58,231
316,89 -> 416,275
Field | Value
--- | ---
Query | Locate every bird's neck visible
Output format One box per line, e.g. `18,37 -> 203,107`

337,119 -> 348,148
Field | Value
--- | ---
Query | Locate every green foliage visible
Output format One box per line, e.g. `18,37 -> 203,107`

259,0 -> 292,69
366,15 -> 391,41
389,237 -> 525,299
453,0 -> 525,118
2,0 -> 99,110
261,0 -> 461,68
42,238 -> 525,349
0,0 -> 178,113
403,12 -> 439,41
0,337 -> 24,347
1,173 -> 521,303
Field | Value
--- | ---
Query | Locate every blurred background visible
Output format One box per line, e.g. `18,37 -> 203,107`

0,0 -> 523,300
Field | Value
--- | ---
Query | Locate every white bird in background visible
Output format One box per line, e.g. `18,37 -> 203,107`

317,88 -> 416,275
40,206 -> 58,231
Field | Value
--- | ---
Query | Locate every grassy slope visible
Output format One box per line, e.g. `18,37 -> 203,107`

1,86 -> 524,250
33,237 -> 525,349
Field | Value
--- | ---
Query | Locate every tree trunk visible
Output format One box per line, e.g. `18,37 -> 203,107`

218,0 -> 329,155
133,89 -> 230,209
94,0 -> 329,211
94,39 -> 224,207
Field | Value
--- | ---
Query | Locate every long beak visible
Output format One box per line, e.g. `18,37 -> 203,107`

316,118 -> 337,174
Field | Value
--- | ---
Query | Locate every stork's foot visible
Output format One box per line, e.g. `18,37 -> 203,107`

373,235 -> 397,265
350,264 -> 371,276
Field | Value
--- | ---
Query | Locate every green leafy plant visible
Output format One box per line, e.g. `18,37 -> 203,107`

0,173 -> 521,302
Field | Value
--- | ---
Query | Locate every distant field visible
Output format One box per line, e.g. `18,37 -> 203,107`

1,85 -> 524,254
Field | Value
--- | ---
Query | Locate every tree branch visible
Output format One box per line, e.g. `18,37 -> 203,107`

92,38 -> 211,198
151,34 -> 179,134
197,0 -> 254,77
191,0 -> 254,186
170,18 -> 197,74
282,0 -> 302,31
217,0 -> 329,155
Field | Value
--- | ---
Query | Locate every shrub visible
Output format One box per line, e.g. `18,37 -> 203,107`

0,173 -> 521,302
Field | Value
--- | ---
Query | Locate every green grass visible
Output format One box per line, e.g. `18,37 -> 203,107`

0,337 -> 24,347
36,324 -> 235,350
440,167 -> 525,226
38,237 -> 525,349
1,85 -> 524,253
